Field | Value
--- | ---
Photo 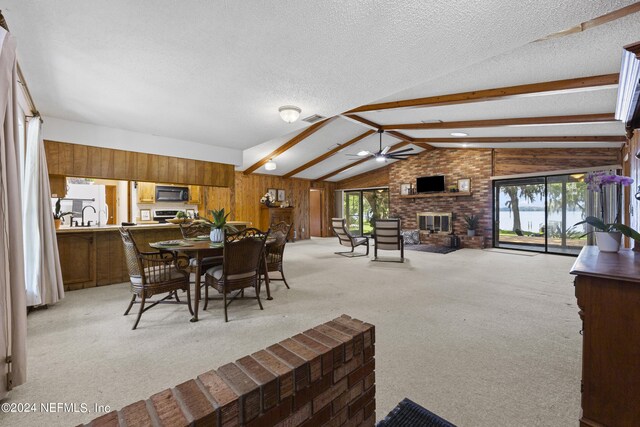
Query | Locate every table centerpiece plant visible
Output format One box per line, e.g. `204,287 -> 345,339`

53,198 -> 72,230
202,208 -> 236,242
575,171 -> 640,252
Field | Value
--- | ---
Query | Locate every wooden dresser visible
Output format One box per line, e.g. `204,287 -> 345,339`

570,246 -> 640,427
260,206 -> 294,232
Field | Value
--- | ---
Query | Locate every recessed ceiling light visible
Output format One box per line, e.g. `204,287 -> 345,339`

357,150 -> 369,157
451,132 -> 468,137
461,143 -> 468,148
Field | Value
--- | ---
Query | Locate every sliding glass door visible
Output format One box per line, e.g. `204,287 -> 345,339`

494,173 -> 594,255
546,174 -> 591,254
495,177 -> 546,251
343,188 -> 389,236
344,191 -> 362,235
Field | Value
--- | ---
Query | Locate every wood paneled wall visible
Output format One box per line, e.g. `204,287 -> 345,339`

200,173 -> 337,239
336,166 -> 390,189
493,148 -> 621,176
44,140 -> 234,187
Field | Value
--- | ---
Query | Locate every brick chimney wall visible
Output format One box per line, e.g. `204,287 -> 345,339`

82,315 -> 375,427
389,149 -> 494,246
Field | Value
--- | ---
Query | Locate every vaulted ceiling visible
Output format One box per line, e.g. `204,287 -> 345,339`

3,1 -> 640,181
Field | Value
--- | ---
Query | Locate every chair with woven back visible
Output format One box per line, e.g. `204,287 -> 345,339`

331,217 -> 369,257
179,222 -> 223,276
264,221 -> 293,289
204,228 -> 268,322
119,227 -> 192,330
373,218 -> 404,262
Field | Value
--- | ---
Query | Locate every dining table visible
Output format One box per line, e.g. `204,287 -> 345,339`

150,238 -> 274,322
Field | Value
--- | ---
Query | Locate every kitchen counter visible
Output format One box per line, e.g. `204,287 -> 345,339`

56,222 -> 181,234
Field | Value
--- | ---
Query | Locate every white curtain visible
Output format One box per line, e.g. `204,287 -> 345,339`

0,27 -> 27,399
23,118 -> 64,306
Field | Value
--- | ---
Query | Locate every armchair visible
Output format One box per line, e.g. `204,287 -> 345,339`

119,228 -> 192,330
331,218 -> 369,257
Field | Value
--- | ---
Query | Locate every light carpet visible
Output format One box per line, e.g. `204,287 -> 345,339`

0,238 -> 581,426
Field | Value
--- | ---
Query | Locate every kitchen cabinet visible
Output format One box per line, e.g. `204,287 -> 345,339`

137,182 -> 156,204
49,175 -> 67,198
56,225 -> 182,290
43,140 -> 235,187
188,185 -> 201,204
57,232 -> 95,290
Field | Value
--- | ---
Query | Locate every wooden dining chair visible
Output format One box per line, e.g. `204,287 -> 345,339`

331,218 -> 369,257
119,228 -> 192,330
264,221 -> 293,289
179,222 -> 223,276
204,228 -> 268,322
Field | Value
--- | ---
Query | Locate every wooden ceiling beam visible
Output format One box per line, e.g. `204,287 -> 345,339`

381,113 -> 618,130
535,3 -> 640,42
413,135 -> 627,144
342,114 -> 421,145
283,130 -> 375,178
316,140 -> 412,181
243,117 -> 336,175
345,74 -> 619,113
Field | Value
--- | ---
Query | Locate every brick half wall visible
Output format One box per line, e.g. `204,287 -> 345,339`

82,315 -> 375,427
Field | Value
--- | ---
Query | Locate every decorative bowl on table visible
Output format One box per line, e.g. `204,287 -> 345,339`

166,218 -> 192,224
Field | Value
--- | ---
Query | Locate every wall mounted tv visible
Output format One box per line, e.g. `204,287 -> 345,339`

416,175 -> 445,193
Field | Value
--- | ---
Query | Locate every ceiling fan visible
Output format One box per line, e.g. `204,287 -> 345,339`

347,129 -> 418,162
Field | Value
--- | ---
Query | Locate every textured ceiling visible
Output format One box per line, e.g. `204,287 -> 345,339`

3,0 -> 636,151
3,1 -> 638,182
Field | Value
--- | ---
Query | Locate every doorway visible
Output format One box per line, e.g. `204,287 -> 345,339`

343,188 -> 390,236
105,185 -> 117,225
310,189 -> 323,237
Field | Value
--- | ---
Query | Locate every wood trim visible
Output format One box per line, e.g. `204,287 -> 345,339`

283,130 -> 375,178
341,114 -> 381,130
316,141 -> 410,181
345,74 -> 619,113
536,3 -> 640,42
243,117 -> 336,175
381,113 -> 617,130
413,135 -> 626,144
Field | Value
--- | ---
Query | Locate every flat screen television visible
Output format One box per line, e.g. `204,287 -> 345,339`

416,175 -> 445,193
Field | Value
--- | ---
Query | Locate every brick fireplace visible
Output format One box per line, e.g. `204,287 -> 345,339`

389,149 -> 493,248
417,212 -> 452,233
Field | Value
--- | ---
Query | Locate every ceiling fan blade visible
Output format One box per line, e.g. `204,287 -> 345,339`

388,148 -> 414,155
388,154 -> 419,160
381,146 -> 391,155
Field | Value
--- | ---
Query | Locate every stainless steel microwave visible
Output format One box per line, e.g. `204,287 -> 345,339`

155,185 -> 189,202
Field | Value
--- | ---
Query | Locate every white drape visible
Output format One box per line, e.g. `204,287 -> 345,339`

0,27 -> 27,399
23,118 -> 64,306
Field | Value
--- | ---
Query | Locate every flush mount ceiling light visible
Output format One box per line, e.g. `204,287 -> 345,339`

279,105 -> 301,123
265,159 -> 277,171
451,132 -> 468,137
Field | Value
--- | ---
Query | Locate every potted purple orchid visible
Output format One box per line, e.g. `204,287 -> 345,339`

575,172 -> 640,252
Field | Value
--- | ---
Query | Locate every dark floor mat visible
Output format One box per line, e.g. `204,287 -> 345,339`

405,245 -> 457,254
